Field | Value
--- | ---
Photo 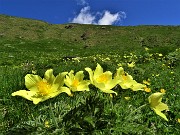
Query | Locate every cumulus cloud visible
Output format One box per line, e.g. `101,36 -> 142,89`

98,11 -> 126,25
71,6 -> 126,25
71,6 -> 95,24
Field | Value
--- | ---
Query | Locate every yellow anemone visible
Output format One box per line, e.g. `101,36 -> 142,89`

115,67 -> 146,91
127,62 -> 135,68
64,70 -> 90,92
12,69 -> 71,104
148,92 -> 169,121
85,63 -> 119,95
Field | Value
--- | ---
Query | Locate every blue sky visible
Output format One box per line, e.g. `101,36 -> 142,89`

0,0 -> 180,26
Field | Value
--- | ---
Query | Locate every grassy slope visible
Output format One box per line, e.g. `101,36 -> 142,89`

1,15 -> 180,66
0,14 -> 180,134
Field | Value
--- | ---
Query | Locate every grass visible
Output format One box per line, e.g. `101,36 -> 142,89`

0,14 -> 180,134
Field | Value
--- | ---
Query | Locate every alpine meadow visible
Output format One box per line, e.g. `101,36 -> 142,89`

0,14 -> 180,134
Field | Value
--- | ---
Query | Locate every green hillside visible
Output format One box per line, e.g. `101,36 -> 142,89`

1,14 -> 180,47
1,14 -> 180,66
0,14 -> 180,134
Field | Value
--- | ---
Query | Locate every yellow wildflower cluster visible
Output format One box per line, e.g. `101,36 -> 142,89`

12,63 -> 169,121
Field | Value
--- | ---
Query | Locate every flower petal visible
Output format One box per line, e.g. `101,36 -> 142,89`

155,102 -> 169,112
53,72 -> 68,88
64,76 -> 71,88
153,109 -> 168,121
101,89 -> 117,95
103,71 -> 113,81
25,74 -> 42,91
76,81 -> 90,91
12,90 -> 36,101
94,81 -> 106,90
119,81 -> 133,89
75,71 -> 84,81
60,87 -> 72,96
85,67 -> 94,84
44,69 -> 55,84
12,90 -> 46,104
130,82 -> 146,91
94,64 -> 103,79
68,70 -> 75,80
106,79 -> 119,90
148,92 -> 164,108
33,87 -> 71,104
33,98 -> 44,104
115,67 -> 124,79
45,89 -> 64,99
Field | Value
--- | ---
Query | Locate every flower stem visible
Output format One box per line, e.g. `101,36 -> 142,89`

49,103 -> 59,128
127,104 -> 147,118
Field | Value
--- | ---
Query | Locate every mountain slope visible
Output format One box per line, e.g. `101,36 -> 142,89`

0,14 -> 180,49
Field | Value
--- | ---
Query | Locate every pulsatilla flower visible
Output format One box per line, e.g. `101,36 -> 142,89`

85,63 -> 119,95
115,67 -> 145,91
12,69 -> 71,104
148,92 -> 169,121
64,70 -> 90,92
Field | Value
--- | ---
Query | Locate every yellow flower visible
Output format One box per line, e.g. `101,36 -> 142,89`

115,67 -> 146,91
117,63 -> 122,67
72,57 -> 80,63
160,89 -> 166,93
145,47 -> 149,51
64,70 -> 90,92
45,121 -> 50,128
85,63 -> 119,95
32,70 -> 37,74
158,53 -> 163,57
12,69 -> 71,104
109,94 -> 113,98
124,96 -> 130,100
170,71 -> 174,74
143,80 -> 150,85
127,62 -> 135,68
106,57 -> 110,60
178,119 -> 180,123
148,92 -> 169,121
144,86 -> 151,92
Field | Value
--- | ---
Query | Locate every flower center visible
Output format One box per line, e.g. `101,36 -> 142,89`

122,74 -> 127,81
97,74 -> 108,83
37,81 -> 51,96
72,79 -> 79,88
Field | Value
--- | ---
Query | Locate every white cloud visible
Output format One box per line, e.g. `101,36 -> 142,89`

98,11 -> 126,25
71,6 -> 95,24
71,6 -> 126,25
